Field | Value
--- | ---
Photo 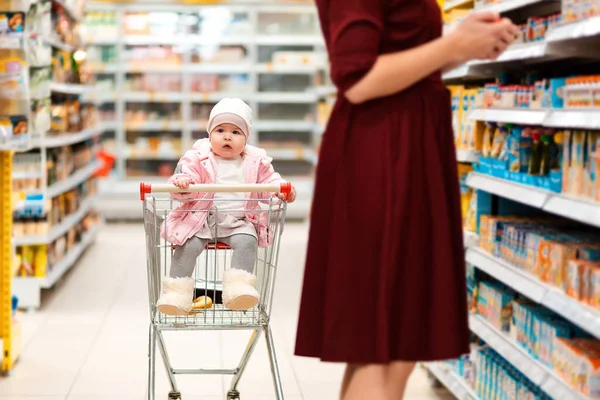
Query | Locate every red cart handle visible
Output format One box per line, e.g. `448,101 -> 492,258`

140,182 -> 292,201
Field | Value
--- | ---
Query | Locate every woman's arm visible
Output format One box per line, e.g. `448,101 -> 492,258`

342,13 -> 518,104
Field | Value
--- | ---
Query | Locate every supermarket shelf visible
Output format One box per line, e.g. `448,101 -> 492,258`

13,222 -> 101,308
32,126 -> 102,148
467,247 -> 545,302
472,41 -> 548,66
255,64 -> 318,74
189,92 -> 251,103
443,0 -> 473,11
456,149 -> 480,163
255,92 -> 317,103
87,64 -> 119,74
466,172 -> 548,209
255,34 -> 324,46
470,314 -> 591,400
123,34 -> 250,46
468,108 -> 600,128
547,16 -> 600,42
268,148 -> 317,163
37,160 -> 100,199
13,195 -> 98,246
83,92 -> 118,103
443,16 -> 600,82
101,121 -> 118,131
180,64 -> 254,74
463,230 -> 478,249
467,247 -> 600,340
50,82 -> 94,95
125,154 -> 181,161
475,0 -> 552,14
122,92 -> 185,102
255,120 -> 315,132
467,172 -> 600,228
468,108 -> 548,125
12,171 -> 42,180
544,109 -> 600,129
425,362 -> 478,400
42,222 -> 102,289
314,85 -> 337,97
124,121 -> 184,131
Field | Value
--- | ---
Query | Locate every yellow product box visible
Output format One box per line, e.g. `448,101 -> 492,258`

590,267 -> 600,308
566,259 -> 588,299
562,130 -> 572,194
449,85 -> 464,148
547,242 -> 579,289
587,131 -> 599,200
33,245 -> 47,278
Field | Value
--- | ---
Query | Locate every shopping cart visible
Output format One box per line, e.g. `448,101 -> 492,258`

140,182 -> 292,400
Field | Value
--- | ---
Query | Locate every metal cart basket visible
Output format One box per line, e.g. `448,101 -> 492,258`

140,182 -> 291,400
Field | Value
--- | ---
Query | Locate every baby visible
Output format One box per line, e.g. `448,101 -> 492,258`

157,98 -> 296,316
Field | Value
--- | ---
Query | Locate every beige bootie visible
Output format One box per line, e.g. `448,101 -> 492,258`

222,269 -> 260,311
156,277 -> 195,316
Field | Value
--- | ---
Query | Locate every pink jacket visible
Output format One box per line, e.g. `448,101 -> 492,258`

160,139 -> 285,247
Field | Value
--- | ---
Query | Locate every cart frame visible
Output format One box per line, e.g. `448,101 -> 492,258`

140,182 -> 291,400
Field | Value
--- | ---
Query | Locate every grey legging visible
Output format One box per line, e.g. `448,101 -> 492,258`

170,234 -> 257,278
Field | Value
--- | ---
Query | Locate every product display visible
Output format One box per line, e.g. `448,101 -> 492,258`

85,4 -> 321,187
427,0 -> 600,397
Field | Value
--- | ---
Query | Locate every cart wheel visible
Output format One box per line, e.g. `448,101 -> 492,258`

226,389 -> 240,400
168,391 -> 182,399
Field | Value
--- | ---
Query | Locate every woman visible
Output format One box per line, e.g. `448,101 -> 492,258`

295,1 -> 519,399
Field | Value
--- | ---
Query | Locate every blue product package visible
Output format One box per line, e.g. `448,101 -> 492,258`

549,170 -> 562,193
548,77 -> 567,109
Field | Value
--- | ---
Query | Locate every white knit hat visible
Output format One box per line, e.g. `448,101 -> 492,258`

207,98 -> 252,138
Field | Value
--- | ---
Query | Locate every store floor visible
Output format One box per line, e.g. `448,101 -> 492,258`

0,223 -> 454,400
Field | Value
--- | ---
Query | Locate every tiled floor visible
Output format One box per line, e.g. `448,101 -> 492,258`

0,223 -> 454,400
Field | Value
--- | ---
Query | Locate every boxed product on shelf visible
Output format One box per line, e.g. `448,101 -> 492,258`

190,46 -> 247,64
477,125 -> 563,193
84,11 -> 118,40
13,209 -> 101,278
126,73 -> 182,92
473,348 -> 552,400
125,46 -> 182,66
472,274 -> 600,398
563,0 -> 600,23
477,213 -> 600,304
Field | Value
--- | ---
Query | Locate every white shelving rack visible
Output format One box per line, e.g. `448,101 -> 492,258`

432,0 -> 600,398
8,0 -> 103,309
84,1 -> 329,220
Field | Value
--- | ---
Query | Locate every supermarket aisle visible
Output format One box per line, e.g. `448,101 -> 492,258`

0,223 -> 453,400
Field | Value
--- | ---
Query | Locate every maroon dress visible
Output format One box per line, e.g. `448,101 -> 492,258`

294,0 -> 470,363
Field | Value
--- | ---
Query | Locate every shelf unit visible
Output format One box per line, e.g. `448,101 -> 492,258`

435,0 -> 600,397
84,1 -> 330,220
469,315 -> 590,400
4,0 -> 103,316
424,362 -> 478,400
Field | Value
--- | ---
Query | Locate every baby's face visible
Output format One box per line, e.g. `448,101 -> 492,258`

210,123 -> 246,159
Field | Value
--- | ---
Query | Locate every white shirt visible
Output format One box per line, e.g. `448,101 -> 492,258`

213,155 -> 246,218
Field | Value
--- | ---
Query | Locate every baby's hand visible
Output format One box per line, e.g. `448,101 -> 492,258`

277,186 -> 296,203
173,176 -> 194,190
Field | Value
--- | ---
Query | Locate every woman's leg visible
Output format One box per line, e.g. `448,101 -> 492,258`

341,362 -> 415,400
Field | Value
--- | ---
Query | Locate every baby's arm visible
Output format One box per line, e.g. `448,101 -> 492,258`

257,159 -> 296,203
168,150 -> 207,201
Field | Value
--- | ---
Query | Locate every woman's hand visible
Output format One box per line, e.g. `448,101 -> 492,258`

449,11 -> 520,63
173,176 -> 194,190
